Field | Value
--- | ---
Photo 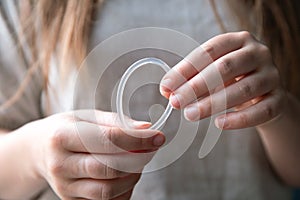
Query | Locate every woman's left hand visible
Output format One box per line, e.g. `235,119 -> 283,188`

160,31 -> 287,129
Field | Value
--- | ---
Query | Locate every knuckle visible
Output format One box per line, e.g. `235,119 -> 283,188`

100,183 -> 114,199
244,46 -> 257,62
103,158 -> 121,177
50,128 -> 66,149
86,159 -> 102,178
254,77 -> 265,92
258,44 -> 271,57
269,68 -> 281,86
103,127 -> 118,152
239,31 -> 253,42
261,104 -> 275,119
198,101 -> 209,118
49,159 -> 65,175
88,185 -> 103,199
188,80 -> 201,98
218,59 -> 233,77
238,113 -> 249,126
202,43 -> 216,60
104,127 -> 117,143
175,65 -> 190,80
85,158 -> 121,179
237,82 -> 253,98
103,162 -> 120,179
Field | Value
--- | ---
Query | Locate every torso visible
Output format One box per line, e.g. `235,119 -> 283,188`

42,0 -> 293,199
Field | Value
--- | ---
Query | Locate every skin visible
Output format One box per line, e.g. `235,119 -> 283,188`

0,110 -> 165,200
1,31 -> 299,200
160,31 -> 300,187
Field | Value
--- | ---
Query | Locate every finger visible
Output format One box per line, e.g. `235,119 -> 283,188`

160,31 -> 250,97
234,96 -> 264,111
214,91 -> 283,129
70,191 -> 133,200
72,110 -> 151,129
68,174 -> 140,199
183,70 -> 277,121
170,45 -> 263,108
84,152 -> 154,175
59,122 -> 165,153
111,189 -> 133,200
58,153 -> 148,179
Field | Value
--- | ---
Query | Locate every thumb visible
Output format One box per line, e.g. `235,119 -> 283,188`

71,109 -> 152,129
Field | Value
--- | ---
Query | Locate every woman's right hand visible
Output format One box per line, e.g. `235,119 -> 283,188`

26,110 -> 165,200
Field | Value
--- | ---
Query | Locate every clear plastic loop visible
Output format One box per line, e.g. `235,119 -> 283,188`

116,57 -> 173,130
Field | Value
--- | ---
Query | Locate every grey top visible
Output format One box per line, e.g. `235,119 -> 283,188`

0,0 -> 292,199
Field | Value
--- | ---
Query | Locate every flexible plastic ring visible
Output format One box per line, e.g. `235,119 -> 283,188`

116,57 -> 173,130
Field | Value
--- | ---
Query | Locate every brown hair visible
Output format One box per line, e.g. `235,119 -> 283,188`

212,0 -> 300,97
1,0 -> 300,111
0,0 -> 102,111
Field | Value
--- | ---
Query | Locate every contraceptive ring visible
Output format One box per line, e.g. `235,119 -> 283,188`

116,57 -> 173,130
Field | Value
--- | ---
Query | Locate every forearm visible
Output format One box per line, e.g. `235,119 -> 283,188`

0,126 -> 47,199
257,93 -> 300,187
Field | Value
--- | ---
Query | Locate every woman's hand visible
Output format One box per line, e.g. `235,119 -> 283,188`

26,110 -> 165,200
160,31 -> 286,129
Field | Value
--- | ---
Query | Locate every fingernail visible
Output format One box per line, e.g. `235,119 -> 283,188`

170,93 -> 182,109
132,121 -> 152,129
215,117 -> 226,129
184,106 -> 200,121
160,79 -> 173,92
153,134 -> 165,147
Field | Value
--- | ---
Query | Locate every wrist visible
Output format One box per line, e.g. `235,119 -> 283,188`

14,122 -> 48,190
0,121 -> 48,199
255,92 -> 300,187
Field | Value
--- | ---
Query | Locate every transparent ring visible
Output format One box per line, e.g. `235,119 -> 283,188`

116,57 -> 173,130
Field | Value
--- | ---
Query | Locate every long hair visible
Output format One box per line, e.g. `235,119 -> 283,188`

0,0 -> 102,111
1,0 -> 299,112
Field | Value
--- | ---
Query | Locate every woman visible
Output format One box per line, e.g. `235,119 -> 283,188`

0,0 -> 299,199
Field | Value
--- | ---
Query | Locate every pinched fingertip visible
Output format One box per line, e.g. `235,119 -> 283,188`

131,121 -> 152,129
160,78 -> 174,98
